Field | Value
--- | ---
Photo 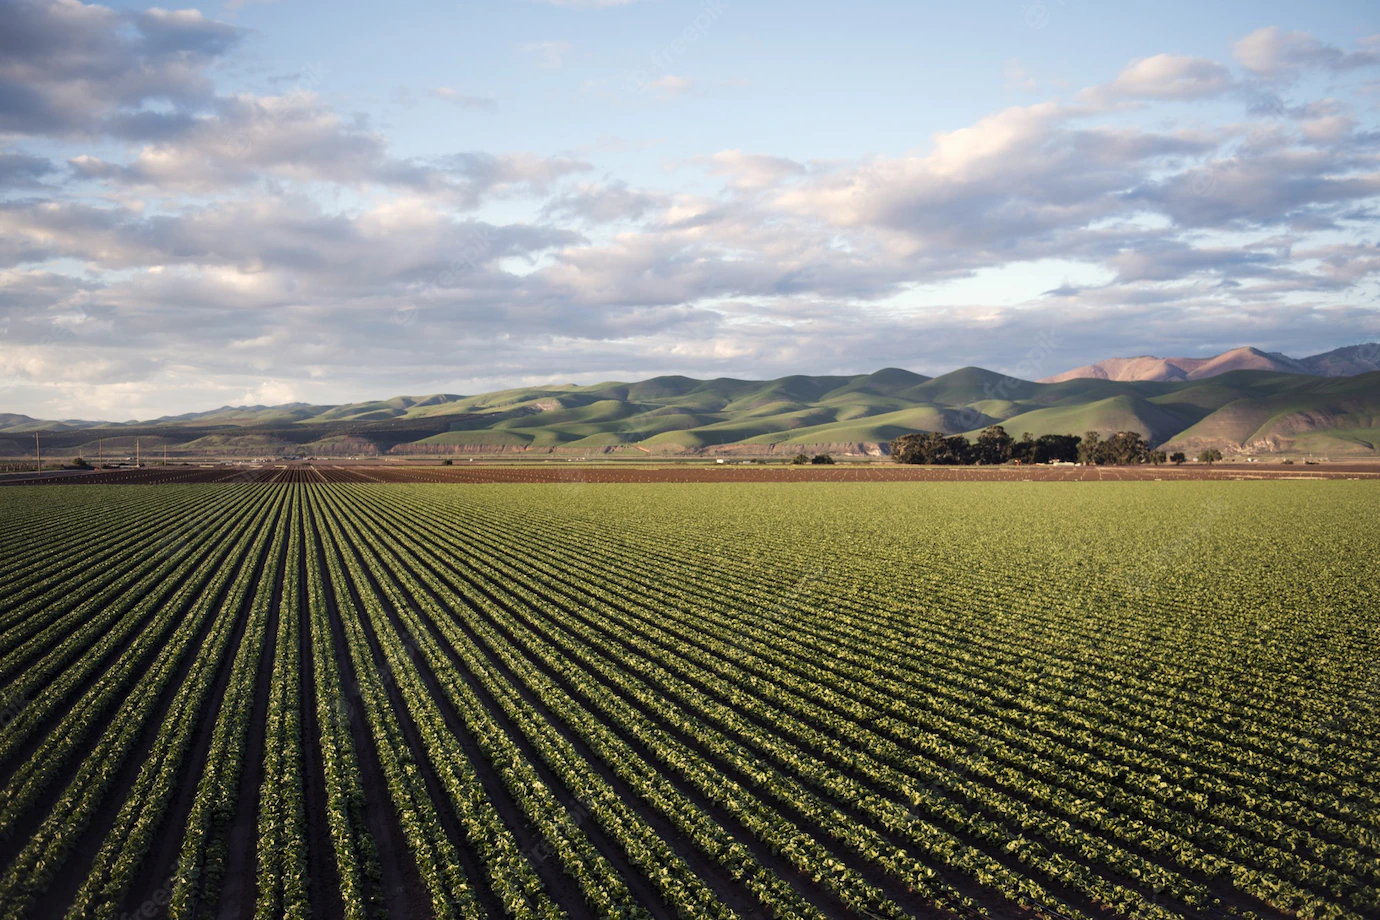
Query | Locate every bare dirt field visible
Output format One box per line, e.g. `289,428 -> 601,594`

4,460 -> 1378,485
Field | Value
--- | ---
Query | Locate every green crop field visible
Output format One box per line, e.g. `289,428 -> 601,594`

0,482 -> 1376,920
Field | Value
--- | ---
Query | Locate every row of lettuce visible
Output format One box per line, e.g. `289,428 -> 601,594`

0,482 -> 1374,920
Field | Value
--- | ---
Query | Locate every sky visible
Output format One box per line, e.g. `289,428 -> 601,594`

2,0 -> 1379,420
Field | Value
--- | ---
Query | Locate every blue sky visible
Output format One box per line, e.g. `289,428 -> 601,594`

2,0 -> 1379,418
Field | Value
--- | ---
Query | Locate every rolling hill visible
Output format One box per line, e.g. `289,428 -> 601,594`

5,363 -> 1380,458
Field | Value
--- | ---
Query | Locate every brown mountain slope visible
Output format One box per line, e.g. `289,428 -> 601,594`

1041,346 -> 1308,383
1043,343 -> 1380,383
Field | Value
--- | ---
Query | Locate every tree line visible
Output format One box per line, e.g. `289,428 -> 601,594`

890,426 -> 1218,466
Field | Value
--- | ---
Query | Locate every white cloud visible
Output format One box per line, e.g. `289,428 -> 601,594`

63,92 -> 590,206
701,150 -> 806,189
543,181 -> 662,222
1098,54 -> 1234,100
1234,27 -> 1380,79
238,379 -> 298,405
66,91 -> 414,192
649,74 -> 694,99
4,2 -> 1380,418
519,41 -> 574,69
1299,114 -> 1354,144
0,0 -> 241,138
1003,60 -> 1038,91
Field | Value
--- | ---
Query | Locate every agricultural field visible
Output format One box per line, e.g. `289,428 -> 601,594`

0,481 -> 1376,920
5,460 -> 1380,486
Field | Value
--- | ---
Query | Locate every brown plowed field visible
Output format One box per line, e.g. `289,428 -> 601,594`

4,461 -> 1378,485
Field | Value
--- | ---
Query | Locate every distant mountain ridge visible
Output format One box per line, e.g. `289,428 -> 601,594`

1040,343 -> 1380,383
4,361 -> 1380,458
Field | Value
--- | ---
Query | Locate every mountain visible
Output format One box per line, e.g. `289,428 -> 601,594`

1040,344 -> 1379,383
1156,373 -> 1380,456
1298,344 -> 1380,377
4,366 -> 1379,457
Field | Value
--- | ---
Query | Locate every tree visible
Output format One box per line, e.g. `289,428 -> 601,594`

440,458 -> 453,466
974,425 -> 1014,465
1078,431 -> 1102,465
792,453 -> 810,465
889,431 -> 971,465
1103,431 -> 1150,465
1148,450 -> 1167,465
1010,432 -> 1036,465
1033,434 -> 1081,464
1170,452 -> 1186,465
890,432 -> 945,464
889,434 -> 924,464
1198,448 -> 1223,464
810,453 -> 835,465
938,435 -> 974,465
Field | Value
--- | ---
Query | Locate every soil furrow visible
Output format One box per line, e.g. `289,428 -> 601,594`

22,492 -> 285,920
308,490 -> 426,920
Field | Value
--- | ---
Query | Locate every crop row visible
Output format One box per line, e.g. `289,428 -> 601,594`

0,481 -> 1373,920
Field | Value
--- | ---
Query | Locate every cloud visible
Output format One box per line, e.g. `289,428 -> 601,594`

237,379 -> 297,405
1097,54 -> 1235,100
0,0 -> 241,138
134,7 -> 239,57
0,150 -> 55,187
1003,60 -> 1038,91
649,74 -> 694,99
1299,113 -> 1355,144
1234,27 -> 1380,79
438,151 -> 595,204
701,150 -> 806,189
519,40 -> 573,69
1107,240 -> 1280,283
1127,146 -> 1380,230
768,103 -> 1214,262
542,180 -> 662,222
65,92 -> 589,205
431,87 -> 498,111
5,6 -> 1380,418
0,195 -> 583,281
66,92 -> 419,192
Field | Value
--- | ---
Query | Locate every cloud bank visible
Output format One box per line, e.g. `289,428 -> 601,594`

1,0 -> 1379,418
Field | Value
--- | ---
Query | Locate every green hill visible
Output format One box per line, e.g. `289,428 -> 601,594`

1160,373 -> 1380,455
986,395 -> 1190,444
4,368 -> 1378,458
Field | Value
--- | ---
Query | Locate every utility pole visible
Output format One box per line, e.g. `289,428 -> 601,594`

98,437 -> 102,467
164,443 -> 167,466
136,438 -> 140,468
35,433 -> 40,474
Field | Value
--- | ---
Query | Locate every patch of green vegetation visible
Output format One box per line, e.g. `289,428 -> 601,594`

986,394 -> 1188,443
